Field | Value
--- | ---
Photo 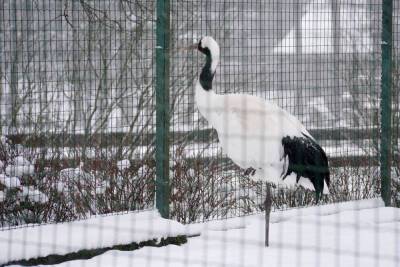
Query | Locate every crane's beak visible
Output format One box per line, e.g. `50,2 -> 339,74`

175,43 -> 198,52
187,43 -> 198,50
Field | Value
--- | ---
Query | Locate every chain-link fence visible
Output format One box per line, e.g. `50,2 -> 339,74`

0,0 -> 398,229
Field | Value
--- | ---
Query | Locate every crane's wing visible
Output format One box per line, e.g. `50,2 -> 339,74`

225,94 -> 310,140
209,94 -> 300,173
222,94 -> 329,194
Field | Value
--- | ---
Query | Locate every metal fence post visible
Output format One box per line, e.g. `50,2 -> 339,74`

380,0 -> 393,206
155,0 -> 170,218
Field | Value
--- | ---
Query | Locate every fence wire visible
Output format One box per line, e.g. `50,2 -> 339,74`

393,0 -> 400,207
0,0 -> 156,229
0,1 -> 399,267
0,0 -> 397,227
170,0 -> 384,223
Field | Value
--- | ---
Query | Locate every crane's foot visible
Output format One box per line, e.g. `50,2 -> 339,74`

265,183 -> 272,247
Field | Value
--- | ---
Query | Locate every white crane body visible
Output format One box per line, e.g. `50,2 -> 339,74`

193,36 -> 330,246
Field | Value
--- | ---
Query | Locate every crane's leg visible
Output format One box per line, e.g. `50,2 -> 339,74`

315,191 -> 321,204
265,182 -> 272,247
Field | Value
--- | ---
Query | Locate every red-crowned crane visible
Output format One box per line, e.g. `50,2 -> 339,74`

192,36 -> 330,247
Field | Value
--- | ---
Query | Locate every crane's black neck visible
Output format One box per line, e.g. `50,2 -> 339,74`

199,49 -> 215,91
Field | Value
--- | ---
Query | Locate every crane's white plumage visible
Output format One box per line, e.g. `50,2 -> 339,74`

195,36 -> 330,195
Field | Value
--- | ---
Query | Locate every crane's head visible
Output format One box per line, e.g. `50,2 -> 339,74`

182,36 -> 220,61
194,36 -> 220,77
182,36 -> 220,90
197,36 -> 220,62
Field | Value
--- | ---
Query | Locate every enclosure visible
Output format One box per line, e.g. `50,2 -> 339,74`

0,0 -> 398,232
0,0 -> 399,266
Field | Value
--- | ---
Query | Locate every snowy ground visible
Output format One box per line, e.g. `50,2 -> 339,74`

2,198 -> 399,267
1,211 -> 187,265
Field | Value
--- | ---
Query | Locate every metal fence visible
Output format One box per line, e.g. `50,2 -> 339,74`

0,0 -> 398,228
392,0 -> 400,208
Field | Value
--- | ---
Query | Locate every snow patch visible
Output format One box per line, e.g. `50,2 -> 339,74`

137,164 -> 150,176
20,186 -> 49,204
5,156 -> 35,177
13,156 -> 31,167
117,159 -> 131,171
18,198 -> 398,267
5,165 -> 35,177
274,4 -> 373,54
59,166 -> 91,181
0,210 -> 186,265
0,174 -> 21,189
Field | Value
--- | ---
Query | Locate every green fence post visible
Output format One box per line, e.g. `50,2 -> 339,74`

155,0 -> 170,218
380,0 -> 393,207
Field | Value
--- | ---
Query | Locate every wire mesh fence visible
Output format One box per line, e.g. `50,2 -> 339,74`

0,1 -> 399,267
0,0 -> 397,230
0,0 -> 157,228
393,0 -> 400,208
169,0 -> 385,223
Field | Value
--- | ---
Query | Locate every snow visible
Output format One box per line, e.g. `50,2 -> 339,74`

3,198 -> 399,267
117,159 -> 131,171
4,156 -> 35,177
20,186 -> 49,204
5,164 -> 35,177
0,174 -> 21,189
274,3 -> 372,54
137,164 -> 150,176
0,210 -> 187,265
55,181 -> 66,193
59,166 -> 90,181
94,181 -> 109,195
0,135 -> 8,144
107,107 -> 123,129
13,156 -> 31,167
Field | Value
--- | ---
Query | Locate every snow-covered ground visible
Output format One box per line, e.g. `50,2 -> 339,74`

2,198 -> 399,267
1,210 -> 187,265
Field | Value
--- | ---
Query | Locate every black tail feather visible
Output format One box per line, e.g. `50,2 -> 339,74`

281,134 -> 330,196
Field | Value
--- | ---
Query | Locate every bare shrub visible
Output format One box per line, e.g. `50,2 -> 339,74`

0,136 -> 155,228
391,56 -> 400,207
169,145 -> 257,223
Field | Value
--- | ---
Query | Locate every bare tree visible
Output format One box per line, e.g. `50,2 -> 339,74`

9,0 -> 19,131
117,1 -> 129,127
96,18 -> 110,132
0,0 -> 4,133
23,0 -> 35,130
70,0 -> 84,134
